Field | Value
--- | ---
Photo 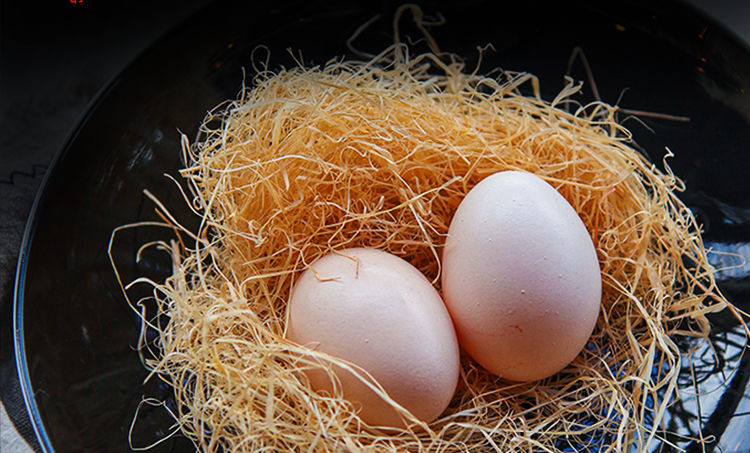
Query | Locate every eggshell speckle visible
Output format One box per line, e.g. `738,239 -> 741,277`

442,171 -> 601,381
286,248 -> 460,427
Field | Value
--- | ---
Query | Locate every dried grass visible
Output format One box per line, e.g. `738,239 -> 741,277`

113,41 -> 746,451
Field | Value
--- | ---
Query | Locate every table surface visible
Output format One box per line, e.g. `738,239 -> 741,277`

0,0 -> 748,451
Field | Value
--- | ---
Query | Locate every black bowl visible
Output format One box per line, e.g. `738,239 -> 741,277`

14,0 -> 750,451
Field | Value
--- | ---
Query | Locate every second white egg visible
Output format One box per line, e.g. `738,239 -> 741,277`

442,171 -> 601,382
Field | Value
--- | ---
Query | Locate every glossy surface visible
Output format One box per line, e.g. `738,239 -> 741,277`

13,0 -> 750,451
443,171 -> 601,381
287,248 -> 459,427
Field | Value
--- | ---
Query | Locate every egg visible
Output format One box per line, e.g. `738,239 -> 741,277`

286,247 -> 460,427
442,171 -> 601,381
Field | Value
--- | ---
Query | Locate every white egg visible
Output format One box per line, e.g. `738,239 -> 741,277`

286,248 -> 460,427
442,171 -> 601,381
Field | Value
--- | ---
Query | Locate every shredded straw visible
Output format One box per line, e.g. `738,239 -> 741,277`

112,31 -> 749,452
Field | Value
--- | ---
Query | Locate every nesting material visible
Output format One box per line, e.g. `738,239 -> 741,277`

118,46 -> 742,451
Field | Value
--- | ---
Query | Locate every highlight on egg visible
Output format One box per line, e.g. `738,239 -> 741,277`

285,247 -> 460,427
442,171 -> 602,382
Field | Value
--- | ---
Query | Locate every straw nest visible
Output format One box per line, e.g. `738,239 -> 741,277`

114,42 -> 744,452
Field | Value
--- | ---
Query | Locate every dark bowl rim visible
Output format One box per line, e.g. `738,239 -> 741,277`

12,71 -> 125,453
9,3 -> 202,447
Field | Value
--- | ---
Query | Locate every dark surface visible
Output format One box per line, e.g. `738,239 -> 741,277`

5,0 -> 750,451
0,0 -> 211,451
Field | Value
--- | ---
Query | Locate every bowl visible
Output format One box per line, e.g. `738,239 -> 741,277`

14,0 -> 750,450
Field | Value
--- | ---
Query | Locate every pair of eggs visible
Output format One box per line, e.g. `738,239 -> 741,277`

285,171 -> 602,427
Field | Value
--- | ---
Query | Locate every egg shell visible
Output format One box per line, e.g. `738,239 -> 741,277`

442,171 -> 601,382
286,247 -> 460,427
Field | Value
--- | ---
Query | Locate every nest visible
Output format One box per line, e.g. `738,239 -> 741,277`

114,43 -> 742,452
